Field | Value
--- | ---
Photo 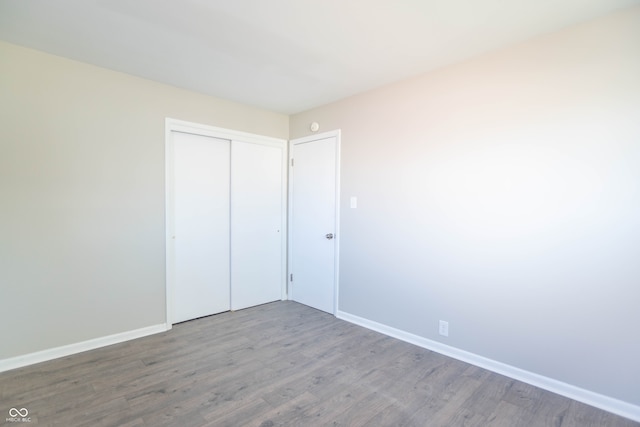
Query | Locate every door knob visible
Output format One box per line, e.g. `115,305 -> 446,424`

325,233 -> 334,240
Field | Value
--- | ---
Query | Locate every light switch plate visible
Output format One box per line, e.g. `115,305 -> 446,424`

350,196 -> 357,209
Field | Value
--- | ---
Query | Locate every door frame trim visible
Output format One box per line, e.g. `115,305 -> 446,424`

288,129 -> 341,314
165,118 -> 288,327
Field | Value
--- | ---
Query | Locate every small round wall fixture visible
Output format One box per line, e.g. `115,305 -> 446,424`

310,122 -> 320,132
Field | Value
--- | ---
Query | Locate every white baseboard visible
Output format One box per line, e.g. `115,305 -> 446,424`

0,323 -> 170,373
336,310 -> 640,423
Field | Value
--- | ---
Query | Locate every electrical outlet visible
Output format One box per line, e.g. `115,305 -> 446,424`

439,320 -> 449,337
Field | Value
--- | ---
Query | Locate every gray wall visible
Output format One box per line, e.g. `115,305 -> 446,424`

0,41 -> 288,359
291,7 -> 640,406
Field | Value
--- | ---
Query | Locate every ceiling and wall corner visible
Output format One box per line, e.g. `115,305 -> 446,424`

0,0 -> 638,114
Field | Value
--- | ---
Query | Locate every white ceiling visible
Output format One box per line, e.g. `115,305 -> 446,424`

1,0 -> 638,114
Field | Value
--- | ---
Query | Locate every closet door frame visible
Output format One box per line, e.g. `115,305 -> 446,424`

165,118 -> 288,328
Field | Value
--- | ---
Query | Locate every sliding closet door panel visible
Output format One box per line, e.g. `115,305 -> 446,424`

231,141 -> 283,310
172,132 -> 230,323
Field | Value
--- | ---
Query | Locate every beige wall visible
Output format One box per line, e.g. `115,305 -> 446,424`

292,7 -> 640,406
0,41 -> 288,359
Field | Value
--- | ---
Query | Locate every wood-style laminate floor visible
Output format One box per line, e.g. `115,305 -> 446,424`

1,301 -> 637,427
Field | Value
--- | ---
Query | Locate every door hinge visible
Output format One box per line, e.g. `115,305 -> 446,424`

291,158 -> 294,167
290,273 -> 293,282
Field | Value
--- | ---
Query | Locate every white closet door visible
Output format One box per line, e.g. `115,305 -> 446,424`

172,131 -> 230,323
231,141 -> 283,310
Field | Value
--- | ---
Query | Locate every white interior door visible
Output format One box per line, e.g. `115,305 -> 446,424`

289,132 -> 339,313
231,141 -> 284,310
171,131 -> 230,323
